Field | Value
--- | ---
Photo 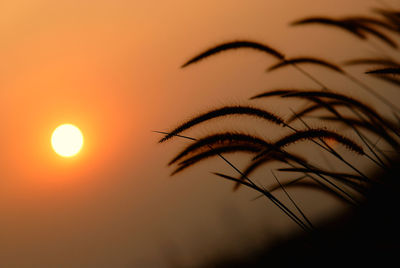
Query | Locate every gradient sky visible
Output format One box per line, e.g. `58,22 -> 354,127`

0,0 -> 397,267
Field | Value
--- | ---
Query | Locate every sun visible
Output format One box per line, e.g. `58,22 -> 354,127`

51,124 -> 84,157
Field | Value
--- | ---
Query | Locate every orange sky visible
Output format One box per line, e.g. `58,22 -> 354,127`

0,0 -> 398,267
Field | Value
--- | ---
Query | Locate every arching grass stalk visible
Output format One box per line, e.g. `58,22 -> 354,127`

265,57 -> 393,166
314,115 -> 396,164
158,106 -> 284,143
288,109 -> 379,179
154,130 -> 312,232
287,100 -> 399,153
344,72 -> 400,114
163,120 -> 365,205
268,55 -> 400,116
282,90 -> 400,139
279,154 -> 361,205
290,104 -> 398,151
160,128 -> 361,204
239,130 -> 362,204
287,95 -> 387,168
252,90 -> 387,169
291,15 -> 398,59
234,151 -> 361,205
267,56 -> 400,121
268,59 -> 380,169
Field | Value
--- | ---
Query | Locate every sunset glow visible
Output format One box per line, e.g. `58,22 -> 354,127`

1,0 -> 396,266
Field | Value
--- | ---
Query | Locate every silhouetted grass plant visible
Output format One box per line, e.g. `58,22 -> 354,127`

366,66 -> 400,74
291,15 -> 399,48
157,4 -> 400,235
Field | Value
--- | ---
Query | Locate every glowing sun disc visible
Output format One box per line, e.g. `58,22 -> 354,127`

51,124 -> 84,157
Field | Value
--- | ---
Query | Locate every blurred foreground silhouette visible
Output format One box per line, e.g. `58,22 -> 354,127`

200,156 -> 400,267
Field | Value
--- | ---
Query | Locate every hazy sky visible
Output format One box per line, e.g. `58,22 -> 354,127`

0,0 -> 397,267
